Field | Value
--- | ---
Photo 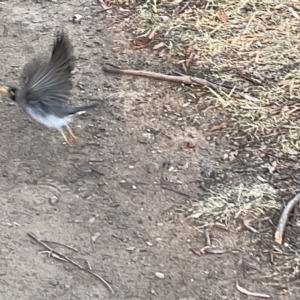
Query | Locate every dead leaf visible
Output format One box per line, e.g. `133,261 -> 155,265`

184,46 -> 194,58
209,122 -> 227,132
185,141 -> 196,149
216,11 -> 228,22
107,1 -> 128,8
236,283 -> 271,298
132,37 -> 152,50
153,42 -> 166,50
183,46 -> 194,71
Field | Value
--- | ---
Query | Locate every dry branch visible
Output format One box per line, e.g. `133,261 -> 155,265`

102,63 -> 255,100
274,193 -> 300,244
28,232 -> 114,294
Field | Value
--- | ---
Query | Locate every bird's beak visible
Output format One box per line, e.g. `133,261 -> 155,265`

0,86 -> 7,94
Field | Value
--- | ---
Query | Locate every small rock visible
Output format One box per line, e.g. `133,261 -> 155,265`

70,14 -> 82,23
146,162 -> 160,173
168,166 -> 175,172
91,232 -> 101,242
155,272 -> 164,279
145,241 -> 152,246
49,196 -> 59,205
203,169 -> 215,178
126,246 -> 136,252
88,217 -> 96,224
33,197 -> 45,205
132,185 -> 137,190
48,278 -> 59,286
77,169 -> 92,177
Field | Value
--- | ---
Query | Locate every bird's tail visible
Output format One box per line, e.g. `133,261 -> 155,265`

67,103 -> 100,115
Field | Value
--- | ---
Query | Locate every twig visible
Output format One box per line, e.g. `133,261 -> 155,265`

40,240 -> 78,252
161,185 -> 191,197
274,193 -> 300,244
204,229 -> 211,246
258,149 -> 298,162
39,250 -> 69,262
175,1 -> 190,15
236,282 -> 271,298
102,63 -> 254,100
28,232 -> 114,294
95,0 -> 112,13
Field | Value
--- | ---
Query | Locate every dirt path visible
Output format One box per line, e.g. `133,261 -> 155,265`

0,1 -> 299,299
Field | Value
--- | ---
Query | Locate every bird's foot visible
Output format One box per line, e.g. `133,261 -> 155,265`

60,126 -> 79,146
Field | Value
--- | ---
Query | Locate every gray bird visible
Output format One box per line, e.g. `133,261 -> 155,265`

0,32 -> 99,145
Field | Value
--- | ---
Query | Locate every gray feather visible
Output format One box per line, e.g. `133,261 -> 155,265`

20,31 -> 75,107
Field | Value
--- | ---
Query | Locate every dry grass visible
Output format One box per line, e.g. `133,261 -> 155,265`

123,0 -> 300,277
132,0 -> 300,154
107,0 -> 300,280
190,183 -> 279,224
123,0 -> 300,256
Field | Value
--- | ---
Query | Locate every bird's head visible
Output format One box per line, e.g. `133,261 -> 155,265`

0,86 -> 18,101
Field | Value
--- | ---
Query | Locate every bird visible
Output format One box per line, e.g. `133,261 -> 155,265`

0,31 -> 99,145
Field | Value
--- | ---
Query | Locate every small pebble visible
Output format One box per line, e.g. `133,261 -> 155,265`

146,162 -> 160,173
48,278 -> 59,286
155,272 -> 164,279
49,196 -> 59,205
77,169 -> 92,177
88,217 -> 96,224
146,241 -> 152,246
126,246 -> 136,252
132,185 -> 137,190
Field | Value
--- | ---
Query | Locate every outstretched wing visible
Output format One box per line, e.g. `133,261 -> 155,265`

22,31 -> 75,105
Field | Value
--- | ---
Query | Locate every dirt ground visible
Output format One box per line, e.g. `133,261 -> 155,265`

0,1 -> 299,299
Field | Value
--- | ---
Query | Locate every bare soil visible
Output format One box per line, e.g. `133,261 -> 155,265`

0,1 -> 299,299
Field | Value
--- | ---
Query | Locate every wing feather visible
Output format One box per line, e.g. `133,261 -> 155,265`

22,32 -> 75,105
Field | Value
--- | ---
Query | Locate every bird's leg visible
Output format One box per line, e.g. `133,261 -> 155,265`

66,125 -> 79,145
60,128 -> 71,146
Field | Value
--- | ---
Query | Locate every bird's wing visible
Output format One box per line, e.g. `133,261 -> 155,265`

22,32 -> 75,105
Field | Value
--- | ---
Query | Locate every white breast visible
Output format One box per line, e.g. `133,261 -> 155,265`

26,107 -> 72,130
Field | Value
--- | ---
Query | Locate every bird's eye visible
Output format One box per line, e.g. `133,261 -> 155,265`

9,90 -> 15,97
